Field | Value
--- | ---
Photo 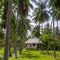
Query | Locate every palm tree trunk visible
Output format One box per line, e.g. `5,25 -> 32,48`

9,42 -> 12,57
39,22 -> 40,50
51,20 -> 52,29
47,22 -> 49,55
13,0 -> 19,58
41,23 -> 43,53
42,23 -> 43,33
39,22 -> 43,53
14,39 -> 17,59
19,16 -> 24,55
47,39 -> 49,54
57,20 -> 60,51
18,0 -> 25,55
53,16 -> 56,58
4,0 -> 12,60
57,20 -> 58,30
56,19 -> 58,34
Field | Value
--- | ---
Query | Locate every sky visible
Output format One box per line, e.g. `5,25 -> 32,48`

29,0 -> 60,28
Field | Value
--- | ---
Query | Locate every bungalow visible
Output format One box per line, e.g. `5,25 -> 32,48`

24,37 -> 44,49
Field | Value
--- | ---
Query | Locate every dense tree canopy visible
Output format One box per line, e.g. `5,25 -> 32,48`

0,0 -> 60,60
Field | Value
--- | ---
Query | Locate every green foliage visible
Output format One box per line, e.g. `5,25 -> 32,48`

0,20 -> 6,29
54,27 -> 60,48
18,0 -> 33,17
9,49 -> 60,60
0,29 -> 4,47
32,25 -> 40,38
18,18 -> 31,36
49,0 -> 60,9
40,24 -> 53,49
2,0 -> 8,20
49,0 -> 60,20
0,0 -> 4,18
0,0 -> 60,59
0,29 -> 4,39
0,48 -> 60,60
33,1 -> 49,23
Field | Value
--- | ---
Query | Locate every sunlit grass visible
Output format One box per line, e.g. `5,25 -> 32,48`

9,49 -> 60,60
0,48 -> 60,60
0,48 -> 4,55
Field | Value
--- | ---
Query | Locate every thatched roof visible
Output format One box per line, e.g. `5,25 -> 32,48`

25,37 -> 44,44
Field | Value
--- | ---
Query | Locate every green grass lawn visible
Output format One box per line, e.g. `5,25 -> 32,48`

9,49 -> 60,60
0,48 -> 60,60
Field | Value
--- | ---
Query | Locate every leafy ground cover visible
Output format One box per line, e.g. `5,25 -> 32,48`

9,49 -> 60,60
0,48 -> 60,60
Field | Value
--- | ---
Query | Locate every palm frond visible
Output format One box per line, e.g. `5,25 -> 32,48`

2,0 -> 8,20
33,1 -> 49,23
31,0 -> 36,3
18,0 -> 33,17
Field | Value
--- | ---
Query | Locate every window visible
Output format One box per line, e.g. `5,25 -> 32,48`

33,44 -> 35,46
26,44 -> 27,47
30,44 -> 31,47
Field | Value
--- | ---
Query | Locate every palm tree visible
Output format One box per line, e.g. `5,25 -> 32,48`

54,8 -> 60,52
55,10 -> 60,33
49,0 -> 60,58
13,0 -> 19,58
1,0 -> 18,58
18,0 -> 33,55
46,23 -> 50,54
33,1 -> 49,40
18,17 -> 31,52
33,1 -> 49,53
32,25 -> 40,38
4,0 -> 12,60
52,9 -> 56,58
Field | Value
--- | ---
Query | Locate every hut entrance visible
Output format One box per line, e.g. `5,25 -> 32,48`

37,44 -> 40,49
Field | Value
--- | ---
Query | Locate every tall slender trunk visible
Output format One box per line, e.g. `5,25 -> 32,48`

39,22 -> 43,52
57,20 -> 59,51
20,16 -> 24,55
14,39 -> 17,59
41,23 -> 43,53
9,42 -> 12,57
39,22 -> 41,50
47,22 -> 49,55
53,17 -> 56,58
51,20 -> 52,29
13,0 -> 19,58
39,22 -> 40,37
47,39 -> 49,54
42,23 -> 43,34
18,0 -> 25,56
4,0 -> 12,60
56,19 -> 58,34
57,20 -> 58,30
